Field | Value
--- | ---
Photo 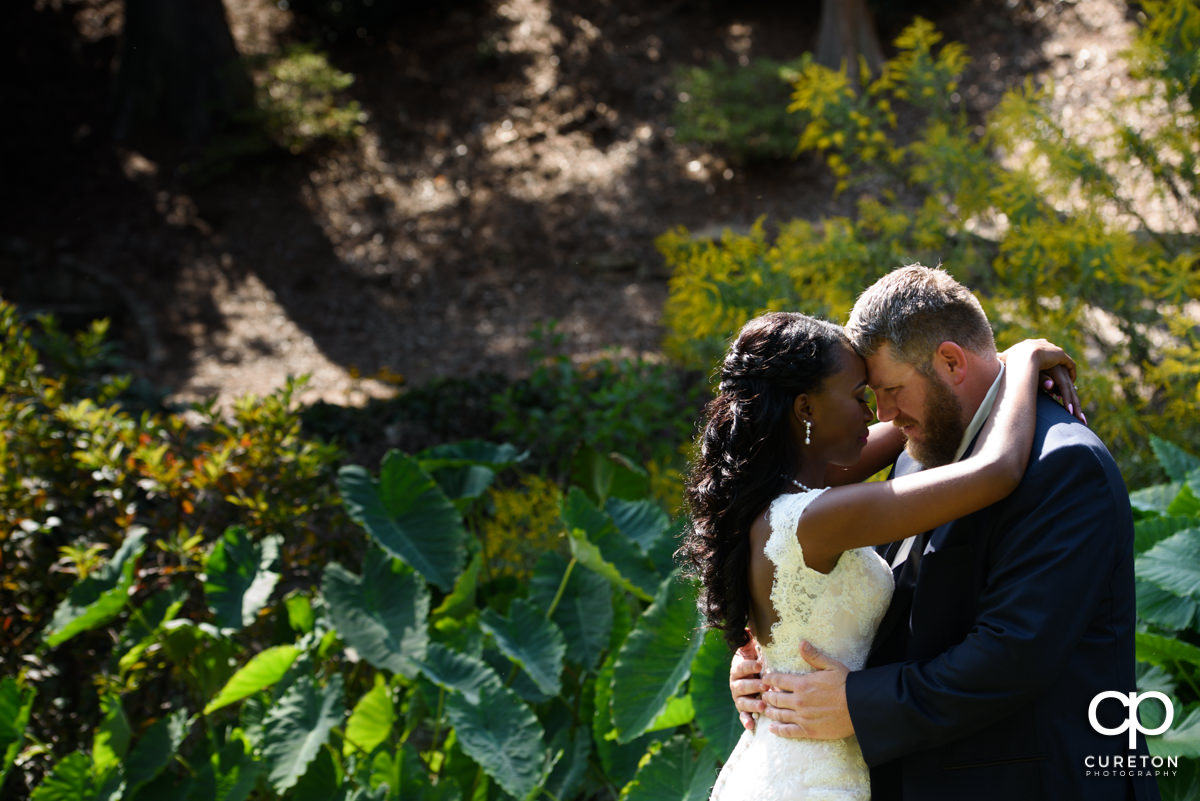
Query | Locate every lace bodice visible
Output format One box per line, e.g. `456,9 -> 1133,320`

759,490 -> 894,675
708,490 -> 895,801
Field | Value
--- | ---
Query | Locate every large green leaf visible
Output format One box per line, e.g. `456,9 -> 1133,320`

44,527 -> 147,647
1158,757 -> 1200,801
1151,437 -> 1200,482
1137,631 -> 1200,670
1167,485 -> 1200,518
322,550 -> 429,677
203,645 -> 301,715
418,440 -> 527,504
562,488 -> 659,600
92,692 -> 131,781
619,735 -> 717,801
432,550 -> 482,619
414,642 -> 503,705
571,447 -> 651,504
606,498 -> 671,554
530,552 -> 613,672
568,529 -> 652,603
1136,579 -> 1198,631
647,694 -> 695,732
1135,516 -> 1197,556
593,653 -> 653,787
30,751 -> 93,801
417,440 -> 527,471
204,527 -> 283,630
0,677 -> 35,791
343,677 -> 396,757
262,673 -> 345,794
338,451 -> 467,591
610,573 -> 704,743
1149,704 -> 1200,759
1136,529 -> 1200,600
445,684 -> 549,800
480,598 -> 567,695
1130,483 -> 1184,515
124,710 -> 190,799
689,628 -> 745,760
608,497 -> 679,575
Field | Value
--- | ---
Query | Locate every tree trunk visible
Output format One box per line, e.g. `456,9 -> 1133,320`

113,0 -> 254,142
815,0 -> 885,86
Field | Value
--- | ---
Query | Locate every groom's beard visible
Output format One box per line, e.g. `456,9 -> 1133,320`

902,375 -> 966,468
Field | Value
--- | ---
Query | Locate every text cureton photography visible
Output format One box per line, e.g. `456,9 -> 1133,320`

1083,754 -> 1179,779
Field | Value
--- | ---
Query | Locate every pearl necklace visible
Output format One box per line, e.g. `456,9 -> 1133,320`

787,477 -> 816,492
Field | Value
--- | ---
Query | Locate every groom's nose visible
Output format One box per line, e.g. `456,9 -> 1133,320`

874,394 -> 897,423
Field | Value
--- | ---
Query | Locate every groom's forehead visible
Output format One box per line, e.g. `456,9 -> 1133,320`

863,346 -> 917,387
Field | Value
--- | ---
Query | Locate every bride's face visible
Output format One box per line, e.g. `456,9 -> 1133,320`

805,343 -> 874,466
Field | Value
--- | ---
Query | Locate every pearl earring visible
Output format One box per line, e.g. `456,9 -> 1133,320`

804,419 -> 812,445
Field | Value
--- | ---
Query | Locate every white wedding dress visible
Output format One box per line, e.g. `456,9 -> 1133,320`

708,489 -> 895,801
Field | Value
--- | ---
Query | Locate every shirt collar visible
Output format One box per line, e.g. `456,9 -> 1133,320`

953,362 -> 1005,463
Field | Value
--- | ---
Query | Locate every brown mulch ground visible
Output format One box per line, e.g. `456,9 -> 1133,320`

1,0 -> 1137,408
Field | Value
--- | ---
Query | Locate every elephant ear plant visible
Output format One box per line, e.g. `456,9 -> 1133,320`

9,440 -> 743,800
1130,437 -> 1200,801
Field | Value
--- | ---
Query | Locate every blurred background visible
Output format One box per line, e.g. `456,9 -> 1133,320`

2,0 -> 1114,410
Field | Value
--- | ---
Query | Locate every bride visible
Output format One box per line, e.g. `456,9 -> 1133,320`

679,312 -> 1079,800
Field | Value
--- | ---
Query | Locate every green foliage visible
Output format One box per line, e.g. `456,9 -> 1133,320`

491,322 -> 706,497
255,44 -> 366,155
0,301 -> 348,798
659,11 -> 1200,486
3,300 -> 737,799
0,301 -> 344,659
671,56 -> 812,163
1134,438 -> 1200,797
10,437 -> 736,800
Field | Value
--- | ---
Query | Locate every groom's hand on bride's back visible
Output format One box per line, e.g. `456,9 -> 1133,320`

730,639 -> 765,732
759,642 -> 855,740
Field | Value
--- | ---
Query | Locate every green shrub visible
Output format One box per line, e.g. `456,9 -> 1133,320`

3,424 -> 739,800
255,44 -> 366,155
659,11 -> 1200,486
0,301 -> 736,800
0,301 -> 347,797
1129,437 -> 1200,800
490,322 -> 707,497
671,56 -> 812,163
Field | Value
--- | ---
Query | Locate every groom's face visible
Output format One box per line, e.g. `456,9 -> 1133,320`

864,344 -> 966,468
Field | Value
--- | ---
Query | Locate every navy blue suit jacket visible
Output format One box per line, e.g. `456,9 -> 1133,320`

846,394 -> 1160,801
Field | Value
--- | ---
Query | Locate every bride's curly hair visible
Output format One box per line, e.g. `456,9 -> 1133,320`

680,312 -> 849,650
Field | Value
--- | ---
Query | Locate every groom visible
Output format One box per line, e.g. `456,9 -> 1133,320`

730,265 -> 1160,800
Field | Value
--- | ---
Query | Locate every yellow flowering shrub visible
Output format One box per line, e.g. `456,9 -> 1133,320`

478,474 -> 565,579
659,8 -> 1200,485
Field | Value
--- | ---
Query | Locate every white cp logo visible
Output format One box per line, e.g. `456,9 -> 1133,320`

1088,691 -> 1174,749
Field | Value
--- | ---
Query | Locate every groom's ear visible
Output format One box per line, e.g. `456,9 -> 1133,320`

933,341 -> 969,385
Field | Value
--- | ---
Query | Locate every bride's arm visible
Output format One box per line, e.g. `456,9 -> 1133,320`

824,421 -> 906,487
798,339 -> 1072,568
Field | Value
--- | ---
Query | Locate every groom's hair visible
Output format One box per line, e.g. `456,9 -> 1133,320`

845,264 -> 996,376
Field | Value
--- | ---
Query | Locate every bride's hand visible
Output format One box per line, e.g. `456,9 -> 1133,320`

1000,339 -> 1085,424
